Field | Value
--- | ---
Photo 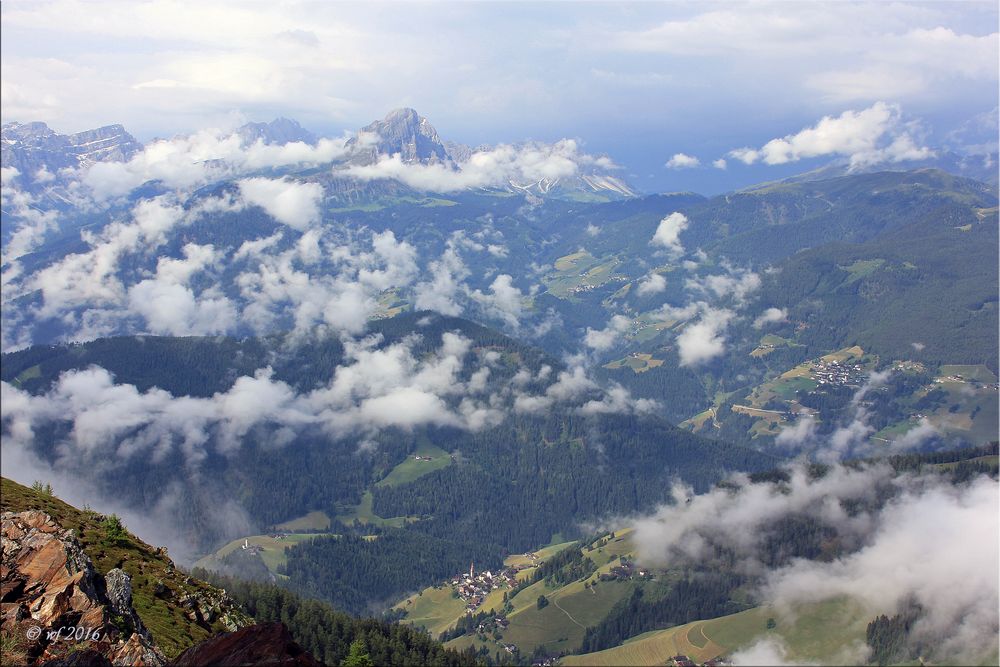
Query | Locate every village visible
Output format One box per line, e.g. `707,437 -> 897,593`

450,560 -> 523,615
811,359 -> 865,386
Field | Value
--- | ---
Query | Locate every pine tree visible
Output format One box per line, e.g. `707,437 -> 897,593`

341,638 -> 374,667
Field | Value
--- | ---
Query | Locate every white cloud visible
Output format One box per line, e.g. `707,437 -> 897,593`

686,266 -> 761,304
650,212 -> 688,256
727,102 -> 933,168
712,158 -> 727,170
344,138 -> 609,193
413,238 -> 469,316
665,152 -> 700,169
128,281 -> 236,337
636,272 -> 667,297
753,307 -> 788,328
676,306 -> 734,366
775,414 -> 817,447
584,314 -> 631,351
630,460 -> 999,667
472,274 -> 524,328
237,177 -> 324,230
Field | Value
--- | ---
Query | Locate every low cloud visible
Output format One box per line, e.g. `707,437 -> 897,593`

665,152 -> 700,169
237,177 -> 324,230
584,314 -> 632,351
631,462 -> 999,665
728,102 -> 933,169
675,306 -> 734,366
650,211 -> 689,256
344,139 -> 611,193
753,307 -> 788,328
80,129 -> 351,201
636,272 -> 667,296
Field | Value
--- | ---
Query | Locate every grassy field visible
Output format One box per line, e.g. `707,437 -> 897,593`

335,491 -> 415,528
562,597 -> 870,666
603,353 -> 665,374
501,579 -> 636,656
544,251 -> 624,299
376,442 -> 453,487
750,334 -> 799,358
840,258 -> 885,284
11,363 -> 41,387
395,586 -> 468,637
193,532 -> 329,574
273,510 -> 330,531
938,364 -> 998,383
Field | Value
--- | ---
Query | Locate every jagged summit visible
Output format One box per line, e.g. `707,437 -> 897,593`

349,107 -> 453,166
1,121 -> 142,179
235,117 -> 317,147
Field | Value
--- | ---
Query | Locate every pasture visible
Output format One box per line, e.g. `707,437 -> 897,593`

376,442 -> 453,487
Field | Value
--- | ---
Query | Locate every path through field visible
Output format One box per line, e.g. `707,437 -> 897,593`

553,597 -> 587,629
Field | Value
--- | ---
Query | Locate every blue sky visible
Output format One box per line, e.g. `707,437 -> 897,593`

2,1 -> 997,193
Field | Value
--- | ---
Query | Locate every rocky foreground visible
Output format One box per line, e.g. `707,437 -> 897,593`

1,509 -> 318,666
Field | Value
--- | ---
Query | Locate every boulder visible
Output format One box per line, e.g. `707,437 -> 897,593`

169,622 -> 320,667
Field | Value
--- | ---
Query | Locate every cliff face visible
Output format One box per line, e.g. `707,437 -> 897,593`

0,478 -> 254,660
1,510 -> 165,666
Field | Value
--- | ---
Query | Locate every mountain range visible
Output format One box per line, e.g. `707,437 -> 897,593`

1,107 -> 997,666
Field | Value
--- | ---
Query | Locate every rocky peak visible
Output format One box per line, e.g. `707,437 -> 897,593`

1,121 -> 60,143
236,118 -> 317,147
1,510 -> 166,666
350,107 -> 453,166
1,121 -> 142,180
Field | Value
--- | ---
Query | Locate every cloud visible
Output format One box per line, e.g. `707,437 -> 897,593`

731,637 -> 812,667
344,139 -> 611,193
584,314 -> 632,351
727,102 -> 933,169
753,307 -> 788,328
764,475 -> 999,666
127,281 -> 236,336
712,158 -> 727,170
675,306 -> 734,366
237,177 -> 324,230
665,152 -> 700,169
630,460 -> 999,666
470,274 -> 524,329
80,129 -> 351,201
650,212 -> 689,256
636,272 -> 667,296
686,265 -> 761,304
775,414 -> 817,447
413,237 -> 469,316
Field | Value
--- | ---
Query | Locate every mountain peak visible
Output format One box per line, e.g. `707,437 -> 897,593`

353,108 -> 450,165
236,117 -> 317,146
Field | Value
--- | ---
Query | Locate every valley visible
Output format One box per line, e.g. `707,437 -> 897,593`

2,41 -> 997,665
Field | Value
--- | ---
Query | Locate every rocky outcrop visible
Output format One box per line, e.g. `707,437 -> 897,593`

169,622 -> 320,667
1,510 -> 165,666
1,121 -> 141,182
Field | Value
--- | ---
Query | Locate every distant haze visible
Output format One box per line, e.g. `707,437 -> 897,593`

1,0 -> 996,193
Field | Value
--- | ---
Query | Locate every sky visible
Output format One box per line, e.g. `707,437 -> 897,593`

1,0 -> 998,193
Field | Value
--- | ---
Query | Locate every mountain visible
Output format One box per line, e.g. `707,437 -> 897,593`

1,121 -> 142,181
349,107 -> 454,166
341,107 -> 637,200
235,118 -> 318,147
773,150 -> 1000,188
